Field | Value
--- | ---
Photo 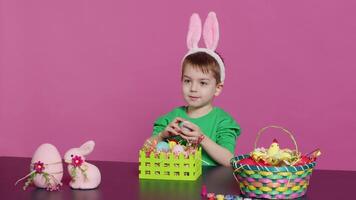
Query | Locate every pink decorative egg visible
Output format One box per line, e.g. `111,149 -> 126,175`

172,145 -> 185,155
31,143 -> 63,189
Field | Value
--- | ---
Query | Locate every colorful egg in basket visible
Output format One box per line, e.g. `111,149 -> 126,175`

139,138 -> 202,181
230,126 -> 320,199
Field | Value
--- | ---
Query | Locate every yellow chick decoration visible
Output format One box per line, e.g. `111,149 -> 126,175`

268,139 -> 289,165
267,139 -> 280,157
251,138 -> 299,166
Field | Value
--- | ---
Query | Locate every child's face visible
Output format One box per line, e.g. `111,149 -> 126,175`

182,64 -> 223,109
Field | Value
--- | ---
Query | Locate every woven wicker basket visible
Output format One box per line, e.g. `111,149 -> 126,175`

231,126 -> 316,199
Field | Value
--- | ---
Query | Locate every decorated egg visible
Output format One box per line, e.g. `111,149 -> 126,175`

179,121 -> 193,132
168,141 -> 177,149
156,141 -> 170,152
172,144 -> 185,155
31,143 -> 63,190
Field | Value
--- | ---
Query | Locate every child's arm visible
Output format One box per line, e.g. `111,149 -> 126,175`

200,137 -> 234,167
180,121 -> 236,167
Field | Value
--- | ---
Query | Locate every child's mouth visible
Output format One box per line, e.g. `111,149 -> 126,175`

189,96 -> 200,101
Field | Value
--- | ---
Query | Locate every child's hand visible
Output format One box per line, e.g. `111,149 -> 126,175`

179,121 -> 204,143
159,117 -> 185,139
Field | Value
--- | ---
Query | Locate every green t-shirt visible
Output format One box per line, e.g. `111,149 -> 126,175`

152,106 -> 241,166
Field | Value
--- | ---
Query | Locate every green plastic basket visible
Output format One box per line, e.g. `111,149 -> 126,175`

139,147 -> 202,181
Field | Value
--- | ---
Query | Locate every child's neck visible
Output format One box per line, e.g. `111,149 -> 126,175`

186,104 -> 213,118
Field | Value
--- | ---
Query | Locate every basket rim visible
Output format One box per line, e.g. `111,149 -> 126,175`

230,154 -> 316,172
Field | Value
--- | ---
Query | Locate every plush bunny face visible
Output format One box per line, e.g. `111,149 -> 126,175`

64,140 -> 95,164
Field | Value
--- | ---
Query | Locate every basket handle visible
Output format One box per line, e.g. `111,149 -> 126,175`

254,125 -> 299,153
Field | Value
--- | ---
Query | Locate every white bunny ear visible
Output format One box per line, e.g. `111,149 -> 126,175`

79,140 -> 95,156
187,13 -> 202,50
203,12 -> 219,51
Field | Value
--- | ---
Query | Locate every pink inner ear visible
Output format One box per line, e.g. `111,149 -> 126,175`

203,12 -> 219,51
187,13 -> 202,50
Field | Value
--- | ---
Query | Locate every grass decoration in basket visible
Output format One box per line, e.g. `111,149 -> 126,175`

139,136 -> 202,181
231,125 -> 321,199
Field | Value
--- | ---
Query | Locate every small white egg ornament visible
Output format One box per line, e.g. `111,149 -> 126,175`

172,144 -> 185,155
15,143 -> 63,191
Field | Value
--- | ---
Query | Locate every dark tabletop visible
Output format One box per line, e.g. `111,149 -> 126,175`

0,157 -> 354,200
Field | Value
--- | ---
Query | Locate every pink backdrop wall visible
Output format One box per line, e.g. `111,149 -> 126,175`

1,1 -> 355,171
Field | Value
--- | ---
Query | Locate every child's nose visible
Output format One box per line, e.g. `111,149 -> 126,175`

190,82 -> 198,92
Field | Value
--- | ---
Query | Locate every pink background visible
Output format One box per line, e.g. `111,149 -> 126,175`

1,1 -> 355,171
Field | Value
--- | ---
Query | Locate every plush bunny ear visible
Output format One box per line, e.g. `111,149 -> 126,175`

79,140 -> 95,156
187,13 -> 202,50
203,12 -> 219,51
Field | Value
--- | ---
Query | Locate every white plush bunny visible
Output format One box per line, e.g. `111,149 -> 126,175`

64,140 -> 101,189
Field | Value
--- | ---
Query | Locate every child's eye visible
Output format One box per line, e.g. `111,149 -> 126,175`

183,79 -> 191,84
200,81 -> 208,86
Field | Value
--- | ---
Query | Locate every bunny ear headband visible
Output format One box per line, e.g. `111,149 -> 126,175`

183,12 -> 225,83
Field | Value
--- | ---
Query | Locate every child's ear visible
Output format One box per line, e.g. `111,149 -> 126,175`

214,83 -> 224,96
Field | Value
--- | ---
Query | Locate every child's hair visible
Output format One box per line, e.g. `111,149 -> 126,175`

182,51 -> 224,84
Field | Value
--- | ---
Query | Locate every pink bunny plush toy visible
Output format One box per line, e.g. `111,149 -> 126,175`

183,11 -> 225,83
64,140 -> 101,189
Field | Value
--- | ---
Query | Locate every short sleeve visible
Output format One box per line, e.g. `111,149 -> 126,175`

152,115 -> 170,136
215,117 -> 241,154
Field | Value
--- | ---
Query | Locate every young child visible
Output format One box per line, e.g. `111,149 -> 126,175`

150,12 -> 240,167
